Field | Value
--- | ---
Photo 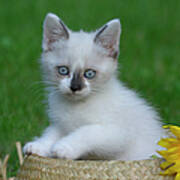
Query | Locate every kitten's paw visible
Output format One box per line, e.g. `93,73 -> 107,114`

50,140 -> 80,160
23,141 -> 50,157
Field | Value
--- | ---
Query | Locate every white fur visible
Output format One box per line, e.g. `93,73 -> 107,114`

23,13 -> 165,160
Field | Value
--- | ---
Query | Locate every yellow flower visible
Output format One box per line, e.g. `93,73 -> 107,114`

157,125 -> 180,180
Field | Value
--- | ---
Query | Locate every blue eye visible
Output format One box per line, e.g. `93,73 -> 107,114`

58,66 -> 69,75
84,69 -> 96,79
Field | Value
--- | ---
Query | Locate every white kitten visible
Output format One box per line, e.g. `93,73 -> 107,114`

23,13 -> 164,160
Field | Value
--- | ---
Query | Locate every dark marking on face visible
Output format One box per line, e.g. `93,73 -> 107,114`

110,50 -> 119,59
94,24 -> 108,43
59,20 -> 69,39
70,71 -> 84,92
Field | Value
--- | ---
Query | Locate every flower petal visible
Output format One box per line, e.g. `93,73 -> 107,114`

167,147 -> 180,154
160,161 -> 174,169
169,126 -> 180,139
158,138 -> 179,148
175,173 -> 180,180
157,150 -> 169,159
163,125 -> 170,129
166,153 -> 180,162
173,162 -> 180,171
162,164 -> 177,175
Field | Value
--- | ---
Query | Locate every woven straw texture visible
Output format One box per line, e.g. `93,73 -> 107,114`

16,154 -> 174,180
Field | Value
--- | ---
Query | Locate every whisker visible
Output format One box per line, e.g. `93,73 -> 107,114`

49,88 -> 61,97
26,80 -> 59,104
31,80 -> 58,86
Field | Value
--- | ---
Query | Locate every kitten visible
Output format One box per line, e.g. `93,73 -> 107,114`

23,13 -> 164,160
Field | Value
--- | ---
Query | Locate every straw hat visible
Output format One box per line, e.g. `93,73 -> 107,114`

16,154 -> 174,180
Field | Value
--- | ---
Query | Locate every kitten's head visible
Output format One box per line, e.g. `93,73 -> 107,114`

41,13 -> 121,100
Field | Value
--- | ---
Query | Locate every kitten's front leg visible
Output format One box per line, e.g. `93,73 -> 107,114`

50,124 -> 127,160
23,125 -> 62,157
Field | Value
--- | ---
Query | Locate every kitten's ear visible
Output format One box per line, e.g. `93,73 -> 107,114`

42,13 -> 69,51
94,19 -> 121,59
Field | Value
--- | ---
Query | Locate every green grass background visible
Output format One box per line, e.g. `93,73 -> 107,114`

0,0 -> 179,176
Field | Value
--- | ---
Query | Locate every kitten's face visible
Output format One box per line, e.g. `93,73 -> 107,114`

41,13 -> 121,100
